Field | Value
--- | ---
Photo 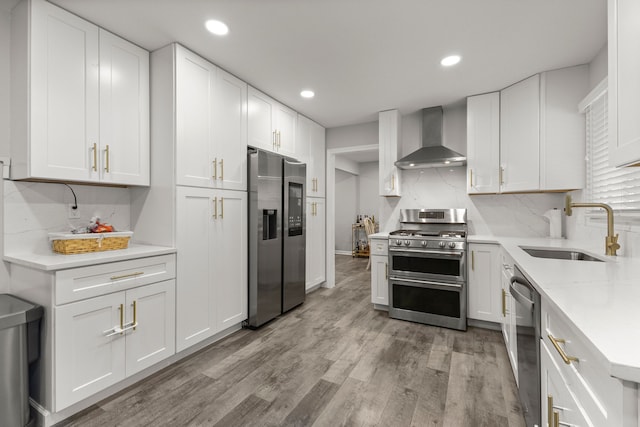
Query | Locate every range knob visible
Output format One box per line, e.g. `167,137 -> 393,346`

421,240 -> 428,247
404,240 -> 411,246
395,239 -> 402,246
448,241 -> 456,249
438,241 -> 446,248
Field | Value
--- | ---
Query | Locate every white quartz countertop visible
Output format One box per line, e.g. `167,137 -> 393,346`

469,234 -> 640,383
5,244 -> 176,271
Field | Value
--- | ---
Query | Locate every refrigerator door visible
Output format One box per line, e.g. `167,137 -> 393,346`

283,158 -> 306,312
248,150 -> 283,327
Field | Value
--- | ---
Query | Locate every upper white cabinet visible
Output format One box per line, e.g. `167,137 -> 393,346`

297,114 -> 326,197
248,86 -> 296,158
467,92 -> 500,194
500,74 -> 541,193
175,45 -> 247,190
467,243 -> 501,323
378,109 -> 401,197
10,0 -> 149,185
608,0 -> 640,167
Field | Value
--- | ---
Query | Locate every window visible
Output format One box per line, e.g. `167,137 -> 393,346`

583,79 -> 640,212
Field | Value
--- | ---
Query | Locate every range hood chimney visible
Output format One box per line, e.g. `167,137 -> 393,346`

395,106 -> 466,169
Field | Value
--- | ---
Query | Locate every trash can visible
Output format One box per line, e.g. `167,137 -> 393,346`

0,294 -> 43,427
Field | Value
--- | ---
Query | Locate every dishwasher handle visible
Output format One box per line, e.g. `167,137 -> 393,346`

509,276 -> 534,312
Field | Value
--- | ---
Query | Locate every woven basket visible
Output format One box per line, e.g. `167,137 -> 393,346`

49,232 -> 133,255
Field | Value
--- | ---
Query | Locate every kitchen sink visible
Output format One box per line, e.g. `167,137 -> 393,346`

519,247 -> 605,262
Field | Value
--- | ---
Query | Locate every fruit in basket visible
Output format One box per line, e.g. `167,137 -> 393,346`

89,216 -> 114,233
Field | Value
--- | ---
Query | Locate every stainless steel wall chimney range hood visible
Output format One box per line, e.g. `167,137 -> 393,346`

395,106 -> 466,169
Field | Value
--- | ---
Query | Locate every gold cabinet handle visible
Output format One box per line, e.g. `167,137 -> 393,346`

219,158 -> 224,180
502,289 -> 506,317
132,300 -> 137,331
220,197 -> 224,219
385,263 -> 388,280
119,303 -> 124,334
105,144 -> 110,172
110,271 -> 144,281
213,197 -> 218,219
469,169 -> 473,188
92,143 -> 98,172
471,250 -> 475,270
391,174 -> 395,190
499,167 -> 505,186
548,334 -> 579,365
277,130 -> 281,148
213,157 -> 217,180
548,395 -> 554,427
553,410 -> 560,427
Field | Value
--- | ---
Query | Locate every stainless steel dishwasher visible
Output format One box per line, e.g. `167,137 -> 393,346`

510,266 -> 541,427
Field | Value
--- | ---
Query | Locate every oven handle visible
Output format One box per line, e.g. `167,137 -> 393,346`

509,277 -> 534,311
388,248 -> 464,258
390,276 -> 463,290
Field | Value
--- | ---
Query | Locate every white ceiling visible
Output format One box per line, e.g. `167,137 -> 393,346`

18,0 -> 608,129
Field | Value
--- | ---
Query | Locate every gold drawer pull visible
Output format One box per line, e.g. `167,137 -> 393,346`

548,334 -> 579,365
92,143 -> 98,172
213,158 -> 217,180
501,289 -> 506,317
105,144 -> 110,172
110,271 -> 144,281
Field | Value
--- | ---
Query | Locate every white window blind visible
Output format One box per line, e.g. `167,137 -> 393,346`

585,85 -> 640,211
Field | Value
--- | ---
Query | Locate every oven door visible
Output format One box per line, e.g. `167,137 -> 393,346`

388,248 -> 466,283
388,277 -> 467,331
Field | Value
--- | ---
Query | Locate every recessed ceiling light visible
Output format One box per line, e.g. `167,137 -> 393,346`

441,55 -> 461,67
300,90 -> 315,99
205,19 -> 229,36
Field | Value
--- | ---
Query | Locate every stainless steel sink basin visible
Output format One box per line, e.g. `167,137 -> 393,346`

520,247 -> 605,262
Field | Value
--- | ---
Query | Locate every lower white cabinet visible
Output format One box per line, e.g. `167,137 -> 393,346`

467,243 -> 500,322
306,197 -> 326,289
55,280 -> 175,411
176,186 -> 247,352
370,236 -> 389,307
500,250 -> 518,382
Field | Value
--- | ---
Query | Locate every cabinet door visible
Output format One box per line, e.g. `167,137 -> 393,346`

29,1 -> 99,182
309,120 -> 326,197
296,114 -> 311,165
176,187 -> 215,352
213,68 -> 248,191
370,254 -> 388,306
608,0 -> 640,167
248,87 -> 276,152
275,103 -> 297,158
500,75 -> 540,192
378,110 -> 401,196
55,292 -> 125,411
467,243 -> 500,322
500,265 -> 518,382
176,47 -> 215,187
125,280 -> 176,376
212,189 -> 248,331
99,30 -> 150,186
467,93 -> 500,194
306,198 -> 326,289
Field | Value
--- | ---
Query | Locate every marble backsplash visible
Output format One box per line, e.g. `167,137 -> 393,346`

379,167 -> 565,237
4,180 -> 131,255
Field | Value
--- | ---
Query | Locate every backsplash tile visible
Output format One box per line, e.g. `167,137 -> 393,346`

4,180 -> 131,254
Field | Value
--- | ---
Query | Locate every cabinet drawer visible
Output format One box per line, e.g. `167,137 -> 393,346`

55,254 -> 176,304
542,300 -> 623,426
370,238 -> 388,256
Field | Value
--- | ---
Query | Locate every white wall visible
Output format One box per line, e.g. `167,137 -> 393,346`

327,121 -> 377,150
0,4 -> 12,292
334,169 -> 358,252
588,43 -> 607,90
358,161 -> 378,219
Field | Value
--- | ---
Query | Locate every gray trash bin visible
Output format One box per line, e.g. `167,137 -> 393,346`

0,294 -> 43,427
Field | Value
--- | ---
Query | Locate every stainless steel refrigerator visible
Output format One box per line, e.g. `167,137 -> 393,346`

248,148 -> 306,328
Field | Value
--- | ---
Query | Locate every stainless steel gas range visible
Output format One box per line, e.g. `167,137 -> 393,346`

388,209 -> 467,331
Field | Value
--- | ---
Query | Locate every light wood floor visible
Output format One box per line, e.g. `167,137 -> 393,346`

56,255 -> 525,427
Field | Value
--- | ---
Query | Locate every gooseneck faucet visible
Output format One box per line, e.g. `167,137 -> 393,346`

564,195 -> 620,256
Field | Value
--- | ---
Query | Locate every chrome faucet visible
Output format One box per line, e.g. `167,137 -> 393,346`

564,195 -> 620,256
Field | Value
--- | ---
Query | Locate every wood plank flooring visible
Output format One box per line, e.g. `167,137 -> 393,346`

56,255 -> 525,427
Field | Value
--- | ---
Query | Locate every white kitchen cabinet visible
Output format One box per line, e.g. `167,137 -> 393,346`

608,0 -> 640,167
498,67 -> 587,193
378,110 -> 401,197
297,114 -> 326,198
466,93 -> 500,194
306,198 -> 326,289
10,0 -> 149,185
248,86 -> 297,158
55,279 -> 175,411
467,243 -> 500,323
500,74 -> 541,193
370,236 -> 389,307
175,186 -> 247,352
175,45 -> 247,190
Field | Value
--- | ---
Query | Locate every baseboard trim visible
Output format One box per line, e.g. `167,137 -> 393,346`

335,250 -> 352,256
